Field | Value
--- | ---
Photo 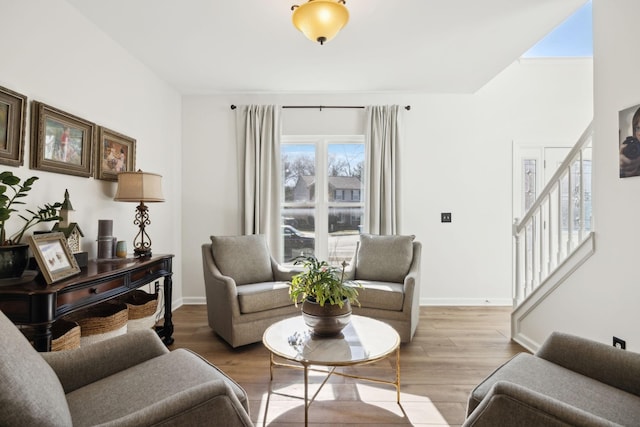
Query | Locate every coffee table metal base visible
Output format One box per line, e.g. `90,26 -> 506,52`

263,316 -> 401,426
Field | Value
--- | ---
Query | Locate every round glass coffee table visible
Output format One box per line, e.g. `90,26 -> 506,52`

263,315 -> 401,426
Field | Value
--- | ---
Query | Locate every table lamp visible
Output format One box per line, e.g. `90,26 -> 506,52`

114,170 -> 164,257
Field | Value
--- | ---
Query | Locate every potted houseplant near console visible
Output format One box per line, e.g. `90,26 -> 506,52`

0,171 -> 61,279
289,255 -> 361,336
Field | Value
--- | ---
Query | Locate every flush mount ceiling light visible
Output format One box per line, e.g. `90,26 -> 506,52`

291,0 -> 349,45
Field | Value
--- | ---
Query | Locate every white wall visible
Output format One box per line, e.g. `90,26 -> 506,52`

518,0 -> 640,351
182,58 -> 592,305
2,0 -> 183,302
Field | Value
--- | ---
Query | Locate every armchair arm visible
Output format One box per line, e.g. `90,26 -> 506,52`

402,242 -> 421,328
41,329 -> 168,393
96,380 -> 253,427
463,381 -> 617,427
536,332 -> 640,397
202,244 -> 242,318
271,256 -> 301,282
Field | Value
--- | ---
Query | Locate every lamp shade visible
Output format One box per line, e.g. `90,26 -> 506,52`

114,171 -> 164,203
292,0 -> 349,45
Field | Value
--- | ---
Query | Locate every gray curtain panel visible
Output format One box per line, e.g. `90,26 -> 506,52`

235,105 -> 282,255
365,105 -> 403,235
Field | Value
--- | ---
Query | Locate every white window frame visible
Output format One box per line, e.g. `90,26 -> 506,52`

281,134 -> 365,262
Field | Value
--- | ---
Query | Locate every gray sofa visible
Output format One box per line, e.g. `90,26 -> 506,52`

464,331 -> 640,426
0,310 -> 253,427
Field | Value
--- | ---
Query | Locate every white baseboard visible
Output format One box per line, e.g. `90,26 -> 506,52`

511,332 -> 541,353
178,296 -> 512,307
421,297 -> 513,306
181,297 -> 207,305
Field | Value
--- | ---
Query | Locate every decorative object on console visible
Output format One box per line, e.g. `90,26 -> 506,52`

30,101 -> 95,178
27,231 -> 81,285
291,0 -> 349,45
95,126 -> 136,181
52,189 -> 88,267
0,85 -> 27,167
114,170 -> 164,258
289,255 -> 361,336
115,240 -> 127,258
0,172 -> 62,279
97,219 -> 114,259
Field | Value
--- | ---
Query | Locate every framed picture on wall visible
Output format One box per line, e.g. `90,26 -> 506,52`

95,126 -> 136,181
28,232 -> 81,285
619,103 -> 640,178
0,85 -> 27,167
30,101 -> 95,178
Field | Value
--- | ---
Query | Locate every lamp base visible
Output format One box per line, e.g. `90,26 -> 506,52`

134,247 -> 152,258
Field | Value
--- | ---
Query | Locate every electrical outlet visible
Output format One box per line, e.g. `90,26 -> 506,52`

441,212 -> 452,223
613,336 -> 626,350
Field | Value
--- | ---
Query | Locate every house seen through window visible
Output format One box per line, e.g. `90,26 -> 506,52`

281,136 -> 365,265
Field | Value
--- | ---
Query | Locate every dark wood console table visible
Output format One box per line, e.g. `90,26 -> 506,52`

0,254 -> 174,352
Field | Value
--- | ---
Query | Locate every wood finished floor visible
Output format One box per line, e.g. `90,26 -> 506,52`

168,305 -> 526,427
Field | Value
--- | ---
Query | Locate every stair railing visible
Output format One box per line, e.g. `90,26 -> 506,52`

513,122 -> 593,305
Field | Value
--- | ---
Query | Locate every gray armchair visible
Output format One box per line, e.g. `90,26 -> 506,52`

0,310 -> 253,427
345,234 -> 422,342
202,234 -> 300,348
464,332 -> 640,426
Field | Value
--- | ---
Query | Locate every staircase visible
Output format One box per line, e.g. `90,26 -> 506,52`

511,122 -> 595,351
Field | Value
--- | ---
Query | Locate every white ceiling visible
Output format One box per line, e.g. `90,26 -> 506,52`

65,0 -> 587,95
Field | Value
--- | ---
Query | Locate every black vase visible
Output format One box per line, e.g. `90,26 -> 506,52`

301,297 -> 352,336
0,244 -> 30,279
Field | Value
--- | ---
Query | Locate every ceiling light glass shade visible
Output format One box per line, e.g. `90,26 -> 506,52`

292,0 -> 349,45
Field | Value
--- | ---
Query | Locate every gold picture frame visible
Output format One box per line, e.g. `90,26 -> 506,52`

0,85 -> 27,166
28,232 -> 81,285
96,126 -> 136,181
30,101 -> 95,177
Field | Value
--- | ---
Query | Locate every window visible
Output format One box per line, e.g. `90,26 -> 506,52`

522,1 -> 592,58
281,135 -> 365,265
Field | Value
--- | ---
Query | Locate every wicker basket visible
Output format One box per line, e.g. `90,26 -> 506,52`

118,290 -> 159,331
50,318 -> 81,351
66,301 -> 128,346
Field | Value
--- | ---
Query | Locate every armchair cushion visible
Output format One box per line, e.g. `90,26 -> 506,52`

42,329 -> 170,393
355,234 -> 415,283
0,311 -> 73,426
66,348 -> 250,426
211,234 -> 273,285
356,281 -> 405,311
236,281 -> 293,314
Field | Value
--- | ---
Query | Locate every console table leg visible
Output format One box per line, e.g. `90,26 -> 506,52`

156,275 -> 174,345
33,324 -> 53,352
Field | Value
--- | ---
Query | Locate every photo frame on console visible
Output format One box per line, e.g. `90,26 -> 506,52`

28,232 -> 81,285
95,126 -> 136,181
30,101 -> 95,177
0,85 -> 27,167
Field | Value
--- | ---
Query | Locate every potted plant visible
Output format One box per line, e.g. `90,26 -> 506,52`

289,255 -> 361,336
0,171 -> 62,279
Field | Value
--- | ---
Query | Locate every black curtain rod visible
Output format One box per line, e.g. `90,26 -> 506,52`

230,104 -> 411,111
